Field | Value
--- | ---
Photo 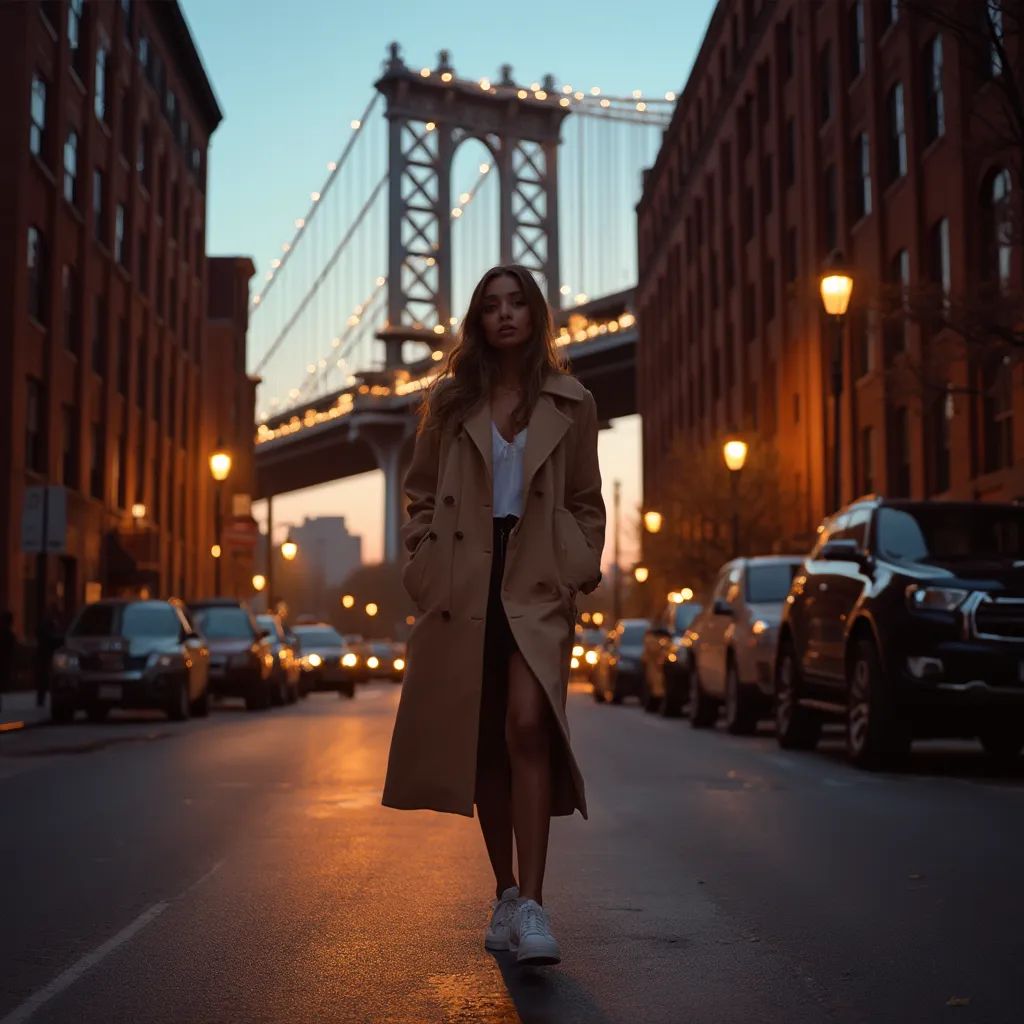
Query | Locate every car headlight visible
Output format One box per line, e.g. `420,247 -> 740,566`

572,644 -> 584,658
393,658 -> 405,671
341,652 -> 358,668
367,656 -> 380,669
52,651 -> 79,671
307,653 -> 323,668
571,656 -> 580,669
906,585 -> 970,612
585,650 -> 598,665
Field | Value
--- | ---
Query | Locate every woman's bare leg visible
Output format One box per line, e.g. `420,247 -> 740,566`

475,742 -> 516,899
505,649 -> 553,905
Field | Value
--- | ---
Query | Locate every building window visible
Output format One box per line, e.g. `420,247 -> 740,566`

764,259 -> 776,321
724,226 -> 735,289
27,226 -> 47,324
118,316 -> 130,395
820,43 -> 833,124
68,0 -> 84,69
887,82 -> 907,182
888,406 -> 911,497
61,404 -> 78,488
93,169 -> 106,245
881,0 -> 899,32
860,426 -> 874,494
95,46 -> 108,122
120,89 -> 132,160
761,154 -> 774,215
784,118 -> 795,186
63,131 -> 79,204
849,1 -> 865,80
929,217 -> 951,304
30,74 -> 47,158
924,35 -> 945,143
62,265 -> 79,353
26,379 -> 45,473
138,122 -> 150,188
981,355 -> 1013,472
779,12 -> 794,80
884,249 -> 911,356
738,97 -> 752,156
742,184 -> 754,241
785,225 -> 798,282
90,422 -> 105,500
823,164 -> 837,254
115,204 -> 128,266
92,295 -> 107,375
928,387 -> 951,494
851,307 -> 873,377
137,337 -> 148,411
138,227 -> 149,293
982,168 -> 1013,291
743,282 -> 757,342
982,0 -> 1004,79
854,132 -> 872,220
121,0 -> 132,38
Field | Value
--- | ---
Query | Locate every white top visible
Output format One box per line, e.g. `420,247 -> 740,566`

491,420 -> 528,517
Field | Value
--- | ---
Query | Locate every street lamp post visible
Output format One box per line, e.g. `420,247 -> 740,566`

208,444 -> 232,595
613,479 -> 622,625
819,256 -> 855,513
723,438 -> 748,558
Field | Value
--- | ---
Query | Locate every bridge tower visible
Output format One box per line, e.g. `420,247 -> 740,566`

374,43 -> 569,369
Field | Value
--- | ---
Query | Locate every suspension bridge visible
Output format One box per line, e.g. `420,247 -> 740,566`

249,43 -> 672,560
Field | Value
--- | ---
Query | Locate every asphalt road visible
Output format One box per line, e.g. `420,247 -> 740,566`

1,681 -> 1022,1024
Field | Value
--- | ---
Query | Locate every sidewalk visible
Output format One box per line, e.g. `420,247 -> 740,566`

0,691 -> 52,732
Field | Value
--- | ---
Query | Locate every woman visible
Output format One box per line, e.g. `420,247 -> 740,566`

381,264 -> 606,965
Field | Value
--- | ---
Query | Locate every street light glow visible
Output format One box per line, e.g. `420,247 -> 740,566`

342,594 -> 355,608
211,544 -> 222,558
723,439 -> 749,472
820,272 -> 854,317
681,587 -> 694,601
131,503 -> 146,520
252,574 -> 266,591
209,449 -> 232,482
634,565 -> 649,583
281,539 -> 298,561
366,602 -> 379,617
643,510 -> 663,534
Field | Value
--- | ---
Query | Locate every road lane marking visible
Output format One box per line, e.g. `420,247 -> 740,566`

0,860 -> 224,1024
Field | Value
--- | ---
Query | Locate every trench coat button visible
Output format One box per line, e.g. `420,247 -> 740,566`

441,609 -> 451,621
443,495 -> 454,505
428,531 -> 437,541
534,488 -> 543,497
454,530 -> 464,540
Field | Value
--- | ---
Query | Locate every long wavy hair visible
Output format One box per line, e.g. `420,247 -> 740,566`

417,265 -> 568,437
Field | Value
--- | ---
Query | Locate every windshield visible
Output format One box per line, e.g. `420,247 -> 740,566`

295,627 -> 343,646
674,603 -> 703,632
619,621 -> 648,645
190,606 -> 253,639
70,603 -> 181,638
877,505 -> 1024,563
746,563 -> 800,603
256,615 -> 283,641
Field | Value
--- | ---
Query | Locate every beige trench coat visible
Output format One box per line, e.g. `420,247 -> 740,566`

381,371 -> 606,819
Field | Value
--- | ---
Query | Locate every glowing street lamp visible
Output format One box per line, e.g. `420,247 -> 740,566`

252,574 -> 266,592
280,538 -> 298,561
341,594 -> 355,609
820,254 -> 855,512
643,510 -> 663,534
723,438 -> 748,558
208,443 -> 232,594
365,602 -> 379,617
634,564 -> 650,583
131,502 -> 147,521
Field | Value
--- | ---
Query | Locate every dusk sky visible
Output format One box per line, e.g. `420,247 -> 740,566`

179,0 -> 717,569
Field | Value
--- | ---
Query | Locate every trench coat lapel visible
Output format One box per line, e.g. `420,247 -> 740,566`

463,397 -> 493,482
521,393 -> 572,495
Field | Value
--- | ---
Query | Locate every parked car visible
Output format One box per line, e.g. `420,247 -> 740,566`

592,619 -> 651,704
364,640 -> 406,682
641,599 -> 704,716
187,599 -> 275,711
255,613 -> 301,705
571,626 -> 605,681
776,497 -> 1024,768
290,623 -> 359,697
685,556 -> 804,733
50,599 -> 209,723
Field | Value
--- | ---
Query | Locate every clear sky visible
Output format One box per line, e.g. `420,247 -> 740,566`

180,0 -> 716,567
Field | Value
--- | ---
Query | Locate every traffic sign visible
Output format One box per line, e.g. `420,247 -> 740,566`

21,485 -> 67,554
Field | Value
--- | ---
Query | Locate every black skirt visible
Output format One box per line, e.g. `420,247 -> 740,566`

476,514 -> 519,776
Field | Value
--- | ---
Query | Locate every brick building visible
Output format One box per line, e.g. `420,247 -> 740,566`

0,0 -> 256,636
637,0 -> 1023,547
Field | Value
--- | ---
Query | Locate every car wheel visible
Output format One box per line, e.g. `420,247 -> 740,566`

190,683 -> 210,718
846,637 -> 910,770
167,675 -> 190,722
339,684 -> 356,699
688,664 -> 718,729
661,669 -> 684,717
51,700 -> 75,724
978,722 -> 1024,766
774,638 -> 821,750
724,657 -> 759,736
86,704 -> 110,723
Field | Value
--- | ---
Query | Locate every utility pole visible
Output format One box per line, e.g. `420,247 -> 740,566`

613,479 -> 621,624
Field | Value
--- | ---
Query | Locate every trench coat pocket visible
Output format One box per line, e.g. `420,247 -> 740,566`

554,506 -> 601,590
402,531 -> 436,609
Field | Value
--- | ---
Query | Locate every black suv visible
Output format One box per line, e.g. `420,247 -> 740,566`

776,497 -> 1024,768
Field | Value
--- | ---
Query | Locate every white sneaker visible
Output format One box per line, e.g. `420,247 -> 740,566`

484,885 -> 520,950
509,898 -> 561,965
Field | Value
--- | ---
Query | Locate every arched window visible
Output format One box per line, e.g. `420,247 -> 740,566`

886,82 -> 907,182
981,168 -> 1013,290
